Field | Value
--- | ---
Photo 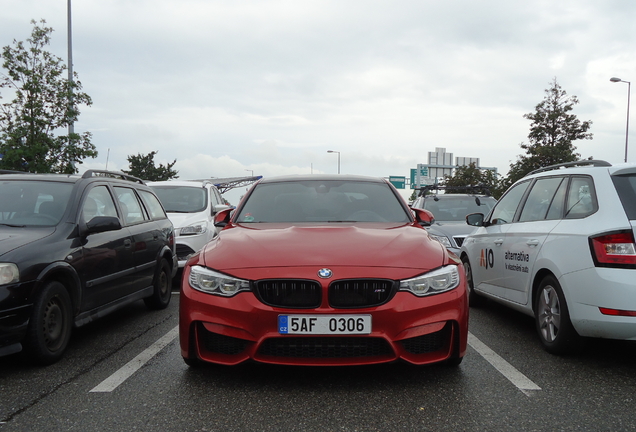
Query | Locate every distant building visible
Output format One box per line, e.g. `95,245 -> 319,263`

412,147 -> 496,188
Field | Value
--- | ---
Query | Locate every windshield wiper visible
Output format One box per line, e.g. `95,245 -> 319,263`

0,223 -> 27,227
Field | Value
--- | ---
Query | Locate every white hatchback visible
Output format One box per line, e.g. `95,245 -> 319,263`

460,160 -> 636,353
148,180 -> 230,268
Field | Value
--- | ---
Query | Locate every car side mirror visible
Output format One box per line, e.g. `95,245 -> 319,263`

85,216 -> 122,235
212,203 -> 231,216
466,213 -> 485,227
412,207 -> 435,226
214,208 -> 233,227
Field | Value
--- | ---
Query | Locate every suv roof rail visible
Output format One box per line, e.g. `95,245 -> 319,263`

416,184 -> 491,197
528,159 -> 612,176
82,170 -> 145,184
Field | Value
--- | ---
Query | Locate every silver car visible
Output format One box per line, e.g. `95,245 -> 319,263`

411,187 -> 497,255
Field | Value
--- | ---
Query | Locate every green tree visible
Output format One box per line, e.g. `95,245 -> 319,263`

124,151 -> 178,181
441,162 -> 504,198
0,20 -> 96,173
504,78 -> 592,189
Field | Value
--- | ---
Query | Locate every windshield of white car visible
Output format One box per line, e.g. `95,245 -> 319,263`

422,195 -> 496,222
236,180 -> 411,223
150,186 -> 208,213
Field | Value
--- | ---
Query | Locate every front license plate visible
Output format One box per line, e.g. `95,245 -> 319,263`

278,315 -> 372,335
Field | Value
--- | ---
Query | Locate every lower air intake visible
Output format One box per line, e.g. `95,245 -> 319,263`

258,337 -> 393,358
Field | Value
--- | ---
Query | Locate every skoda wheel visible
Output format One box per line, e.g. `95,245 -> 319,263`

25,281 -> 73,365
461,255 -> 483,307
534,275 -> 580,354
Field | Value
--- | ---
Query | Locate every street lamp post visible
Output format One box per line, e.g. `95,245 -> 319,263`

245,169 -> 254,177
327,150 -> 340,174
610,77 -> 631,162
67,0 -> 75,170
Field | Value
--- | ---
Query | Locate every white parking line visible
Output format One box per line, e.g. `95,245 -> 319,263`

90,325 -> 179,393
468,332 -> 541,396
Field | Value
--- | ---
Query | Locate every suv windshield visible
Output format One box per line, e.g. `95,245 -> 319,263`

151,186 -> 208,213
237,180 -> 410,223
422,195 -> 496,222
0,180 -> 74,227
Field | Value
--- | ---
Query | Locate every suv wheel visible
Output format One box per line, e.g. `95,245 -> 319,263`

25,281 -> 73,365
461,256 -> 484,307
534,275 -> 581,354
144,259 -> 172,310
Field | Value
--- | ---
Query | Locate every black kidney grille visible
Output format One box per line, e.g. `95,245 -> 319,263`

400,323 -> 450,354
255,279 -> 322,308
329,279 -> 396,308
199,324 -> 249,355
258,337 -> 393,358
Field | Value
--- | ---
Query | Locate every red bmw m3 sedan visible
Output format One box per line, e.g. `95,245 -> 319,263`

179,175 -> 468,367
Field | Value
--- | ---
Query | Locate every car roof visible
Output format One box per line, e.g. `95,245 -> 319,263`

257,174 -> 388,184
0,172 -> 82,183
0,170 -> 148,186
147,180 -> 208,187
525,160 -> 636,179
422,193 -> 494,198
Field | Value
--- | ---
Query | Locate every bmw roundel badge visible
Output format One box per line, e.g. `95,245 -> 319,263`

318,268 -> 333,279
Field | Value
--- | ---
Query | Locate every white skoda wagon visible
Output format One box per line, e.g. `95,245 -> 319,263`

460,160 -> 636,353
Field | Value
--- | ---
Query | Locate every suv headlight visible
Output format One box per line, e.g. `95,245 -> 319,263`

180,222 -> 208,236
399,265 -> 460,297
188,265 -> 250,296
429,234 -> 453,248
0,263 -> 19,286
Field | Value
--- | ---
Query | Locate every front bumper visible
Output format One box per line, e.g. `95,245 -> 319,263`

180,270 -> 468,366
0,303 -> 31,357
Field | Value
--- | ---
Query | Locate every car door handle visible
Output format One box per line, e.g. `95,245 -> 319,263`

527,239 -> 540,247
124,239 -> 132,248
494,238 -> 504,246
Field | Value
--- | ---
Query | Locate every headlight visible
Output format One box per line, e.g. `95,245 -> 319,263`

429,234 -> 453,248
188,265 -> 250,296
0,263 -> 19,286
399,265 -> 460,297
180,222 -> 208,236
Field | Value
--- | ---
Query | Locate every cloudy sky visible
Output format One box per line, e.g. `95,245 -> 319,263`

1,0 -> 635,204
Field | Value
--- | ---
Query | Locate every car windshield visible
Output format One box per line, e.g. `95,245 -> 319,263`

236,179 -> 411,223
0,180 -> 74,227
150,186 -> 208,213
423,195 -> 497,222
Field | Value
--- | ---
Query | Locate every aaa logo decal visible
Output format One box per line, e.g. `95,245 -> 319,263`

479,248 -> 495,269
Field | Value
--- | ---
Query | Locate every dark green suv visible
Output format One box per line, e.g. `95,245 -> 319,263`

0,170 -> 177,364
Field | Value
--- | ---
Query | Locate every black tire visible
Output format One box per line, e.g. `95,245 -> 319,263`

144,259 -> 172,310
445,356 -> 463,367
461,255 -> 484,307
183,357 -> 202,367
534,275 -> 581,354
24,281 -> 73,365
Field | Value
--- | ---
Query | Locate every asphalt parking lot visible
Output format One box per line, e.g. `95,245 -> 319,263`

2,288 -> 635,431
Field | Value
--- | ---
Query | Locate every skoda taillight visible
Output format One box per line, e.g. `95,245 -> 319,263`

589,231 -> 636,267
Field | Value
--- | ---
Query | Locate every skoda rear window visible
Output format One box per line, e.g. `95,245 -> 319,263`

611,175 -> 636,220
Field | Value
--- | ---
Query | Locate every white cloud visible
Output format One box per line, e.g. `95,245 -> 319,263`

2,0 -> 635,194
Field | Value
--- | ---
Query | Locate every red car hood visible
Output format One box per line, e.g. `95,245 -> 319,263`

201,222 -> 446,271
